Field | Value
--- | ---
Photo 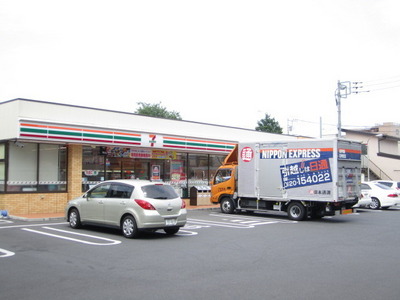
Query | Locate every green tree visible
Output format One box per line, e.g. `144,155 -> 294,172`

135,102 -> 182,120
255,113 -> 283,134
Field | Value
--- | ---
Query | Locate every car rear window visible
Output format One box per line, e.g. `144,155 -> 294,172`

378,181 -> 391,188
375,183 -> 391,190
142,184 -> 179,199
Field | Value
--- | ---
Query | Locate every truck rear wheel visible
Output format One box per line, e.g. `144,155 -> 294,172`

220,198 -> 235,214
287,202 -> 306,221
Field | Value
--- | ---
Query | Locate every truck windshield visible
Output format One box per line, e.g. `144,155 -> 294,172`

214,168 -> 232,184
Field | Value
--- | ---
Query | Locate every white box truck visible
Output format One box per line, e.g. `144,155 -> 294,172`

210,138 -> 362,220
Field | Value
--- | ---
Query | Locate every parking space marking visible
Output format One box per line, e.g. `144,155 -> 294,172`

188,213 -> 296,229
0,222 -> 67,230
0,248 -> 15,258
210,213 -> 297,224
188,218 -> 257,228
21,227 -> 121,246
176,230 -> 198,236
0,219 -> 14,225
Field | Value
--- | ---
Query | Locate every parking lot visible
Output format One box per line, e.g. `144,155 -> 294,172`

1,208 -> 400,300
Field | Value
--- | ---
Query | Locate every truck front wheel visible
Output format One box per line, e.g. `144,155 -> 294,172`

220,198 -> 235,214
287,202 -> 306,221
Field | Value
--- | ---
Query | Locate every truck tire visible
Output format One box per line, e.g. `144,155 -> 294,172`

310,206 -> 325,219
287,202 -> 307,221
220,198 -> 235,214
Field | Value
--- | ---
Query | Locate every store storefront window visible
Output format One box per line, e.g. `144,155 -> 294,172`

105,157 -> 152,180
38,144 -> 67,192
188,154 -> 209,186
82,146 -> 106,191
168,152 -> 187,197
80,146 -> 226,199
209,155 -> 226,180
187,153 -> 227,198
7,142 -> 67,192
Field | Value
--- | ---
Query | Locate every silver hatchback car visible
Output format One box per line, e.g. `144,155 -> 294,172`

66,180 -> 187,238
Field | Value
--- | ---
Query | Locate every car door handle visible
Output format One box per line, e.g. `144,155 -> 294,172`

120,201 -> 126,205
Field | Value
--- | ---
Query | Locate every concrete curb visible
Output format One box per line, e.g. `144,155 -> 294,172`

9,215 -> 66,222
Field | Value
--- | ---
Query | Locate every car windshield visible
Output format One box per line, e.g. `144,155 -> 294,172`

142,184 -> 178,200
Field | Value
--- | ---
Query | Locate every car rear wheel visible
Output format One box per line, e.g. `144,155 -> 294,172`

164,227 -> 180,235
69,208 -> 81,229
369,197 -> 381,210
121,215 -> 139,238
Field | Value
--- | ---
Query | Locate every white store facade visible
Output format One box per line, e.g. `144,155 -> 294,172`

0,98 -> 296,215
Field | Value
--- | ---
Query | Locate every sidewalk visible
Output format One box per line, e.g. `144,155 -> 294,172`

7,203 -> 220,221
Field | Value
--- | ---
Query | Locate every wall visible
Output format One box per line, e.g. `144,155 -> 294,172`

345,131 -> 400,181
0,144 -> 82,215
0,193 -> 68,215
1,98 -> 297,143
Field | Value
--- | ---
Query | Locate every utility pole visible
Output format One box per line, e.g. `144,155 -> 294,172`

335,80 -> 351,137
335,80 -> 367,137
287,119 -> 293,135
320,117 -> 322,138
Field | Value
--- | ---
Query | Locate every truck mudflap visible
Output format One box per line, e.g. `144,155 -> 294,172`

325,199 -> 357,216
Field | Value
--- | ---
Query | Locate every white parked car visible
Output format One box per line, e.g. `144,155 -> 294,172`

361,182 -> 400,210
372,180 -> 400,191
66,180 -> 187,238
353,190 -> 372,208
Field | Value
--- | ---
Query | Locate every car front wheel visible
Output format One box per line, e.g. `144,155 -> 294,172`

121,215 -> 139,238
69,208 -> 81,229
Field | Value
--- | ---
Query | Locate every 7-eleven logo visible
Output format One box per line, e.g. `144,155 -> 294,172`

149,134 -> 157,147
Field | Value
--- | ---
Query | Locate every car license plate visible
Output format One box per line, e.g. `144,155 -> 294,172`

165,218 -> 177,226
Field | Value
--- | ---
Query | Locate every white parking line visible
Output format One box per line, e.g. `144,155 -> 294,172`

0,222 -> 67,229
21,227 -> 121,246
188,218 -> 256,228
0,248 -> 15,258
176,230 -> 198,236
211,213 -> 297,224
0,219 -> 14,225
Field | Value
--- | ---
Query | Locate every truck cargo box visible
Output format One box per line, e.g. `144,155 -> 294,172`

237,138 -> 361,203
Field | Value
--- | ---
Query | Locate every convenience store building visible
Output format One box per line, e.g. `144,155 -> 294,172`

0,98 -> 293,215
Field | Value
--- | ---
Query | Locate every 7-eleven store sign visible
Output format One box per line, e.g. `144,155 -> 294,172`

18,121 -> 235,153
143,134 -> 160,147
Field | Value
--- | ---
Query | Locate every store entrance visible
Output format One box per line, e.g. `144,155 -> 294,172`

106,157 -> 151,180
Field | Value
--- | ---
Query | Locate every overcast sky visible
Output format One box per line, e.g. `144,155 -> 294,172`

1,0 -> 399,137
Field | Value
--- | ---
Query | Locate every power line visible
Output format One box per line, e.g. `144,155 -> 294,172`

352,76 -> 400,94
361,74 -> 400,84
363,79 -> 400,87
290,118 -> 366,129
335,77 -> 399,137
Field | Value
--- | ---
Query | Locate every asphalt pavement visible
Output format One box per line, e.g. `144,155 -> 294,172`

1,207 -> 400,300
